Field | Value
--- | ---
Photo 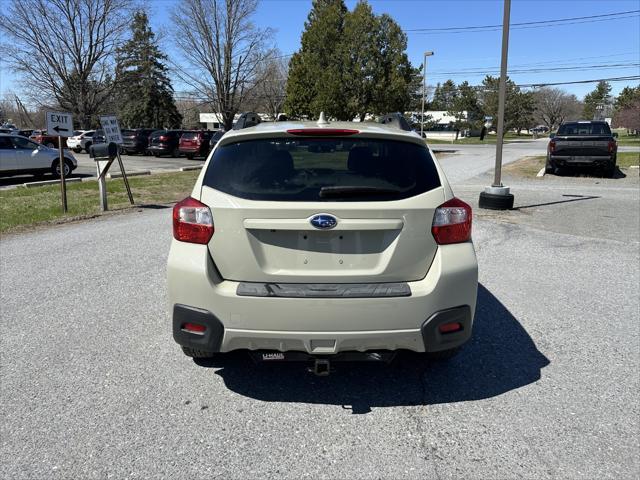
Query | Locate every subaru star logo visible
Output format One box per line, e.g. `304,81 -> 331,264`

310,214 -> 337,230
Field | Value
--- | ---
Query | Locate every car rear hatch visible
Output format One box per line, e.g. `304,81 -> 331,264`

121,130 -> 138,147
150,131 -> 168,147
180,132 -> 200,150
199,134 -> 444,283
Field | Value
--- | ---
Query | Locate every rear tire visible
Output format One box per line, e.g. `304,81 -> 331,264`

186,154 -> 195,160
46,142 -> 55,148
181,346 -> 218,359
172,147 -> 180,158
73,147 -> 82,153
604,162 -> 616,178
545,158 -> 555,174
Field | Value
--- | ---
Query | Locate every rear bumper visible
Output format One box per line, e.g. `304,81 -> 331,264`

550,154 -> 614,166
167,241 -> 478,354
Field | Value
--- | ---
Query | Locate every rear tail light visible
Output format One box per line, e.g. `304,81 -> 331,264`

181,322 -> 206,334
439,322 -> 463,334
173,197 -> 214,244
608,140 -> 616,153
549,140 -> 556,153
159,135 -> 169,141
431,197 -> 472,245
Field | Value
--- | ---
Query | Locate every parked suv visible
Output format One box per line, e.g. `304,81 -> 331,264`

167,113 -> 478,370
121,128 -> 157,155
179,130 -> 215,159
148,130 -> 186,157
67,130 -> 95,153
0,133 -> 77,178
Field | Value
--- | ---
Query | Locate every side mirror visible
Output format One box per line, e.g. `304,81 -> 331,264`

549,133 -> 555,139
612,132 -> 618,138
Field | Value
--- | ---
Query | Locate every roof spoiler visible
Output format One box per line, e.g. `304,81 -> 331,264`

233,112 -> 261,130
378,112 -> 412,131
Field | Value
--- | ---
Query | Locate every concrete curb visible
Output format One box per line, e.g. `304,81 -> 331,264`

179,166 -> 204,172
23,178 -> 82,188
536,167 -> 546,177
107,170 -> 150,179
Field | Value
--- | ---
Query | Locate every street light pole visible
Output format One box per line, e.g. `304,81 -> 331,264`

421,51 -> 434,139
479,0 -> 514,210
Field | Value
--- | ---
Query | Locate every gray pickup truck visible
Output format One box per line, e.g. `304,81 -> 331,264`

546,121 -> 618,177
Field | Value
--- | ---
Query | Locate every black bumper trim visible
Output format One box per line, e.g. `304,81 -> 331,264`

421,305 -> 472,352
172,304 -> 224,352
236,282 -> 411,298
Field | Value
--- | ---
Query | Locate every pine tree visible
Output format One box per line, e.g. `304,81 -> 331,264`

285,0 -> 414,120
430,80 -> 458,111
582,81 -> 612,120
116,12 -> 181,128
285,0 -> 348,119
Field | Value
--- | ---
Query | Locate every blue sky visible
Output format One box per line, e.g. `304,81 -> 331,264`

1,0 -> 639,102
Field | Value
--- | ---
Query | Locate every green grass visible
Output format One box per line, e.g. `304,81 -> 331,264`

0,170 -> 200,234
500,152 -> 639,179
617,151 -> 640,168
613,129 -> 640,146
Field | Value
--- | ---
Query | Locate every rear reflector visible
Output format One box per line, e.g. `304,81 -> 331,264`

439,322 -> 463,334
431,197 -> 472,244
286,128 -> 359,136
181,322 -> 206,334
549,140 -> 556,153
173,197 -> 214,244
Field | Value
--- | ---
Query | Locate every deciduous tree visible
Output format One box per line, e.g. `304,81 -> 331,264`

172,0 -> 275,130
0,0 -> 131,128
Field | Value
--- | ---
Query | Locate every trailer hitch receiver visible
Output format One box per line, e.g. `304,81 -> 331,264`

311,359 -> 330,376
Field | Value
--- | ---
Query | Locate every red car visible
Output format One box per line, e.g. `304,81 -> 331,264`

30,130 -> 69,149
178,130 -> 215,159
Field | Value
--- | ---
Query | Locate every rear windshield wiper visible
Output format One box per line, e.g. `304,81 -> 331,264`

319,186 -> 402,198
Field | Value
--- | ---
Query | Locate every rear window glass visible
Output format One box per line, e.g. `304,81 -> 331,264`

203,137 -> 441,201
557,123 -> 611,135
181,132 -> 198,140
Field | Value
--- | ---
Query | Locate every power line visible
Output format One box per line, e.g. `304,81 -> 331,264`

518,76 -> 640,88
407,9 -> 640,34
428,63 -> 640,78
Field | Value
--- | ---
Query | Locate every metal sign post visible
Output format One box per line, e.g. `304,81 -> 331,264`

90,142 -> 133,211
46,111 -> 74,213
58,137 -> 67,212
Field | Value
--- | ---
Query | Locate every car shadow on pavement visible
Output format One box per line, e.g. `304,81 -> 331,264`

200,284 -> 550,414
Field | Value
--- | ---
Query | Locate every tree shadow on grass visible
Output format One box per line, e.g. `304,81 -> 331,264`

197,284 -> 550,413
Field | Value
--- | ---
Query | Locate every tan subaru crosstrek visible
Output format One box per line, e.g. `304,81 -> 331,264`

167,113 -> 478,371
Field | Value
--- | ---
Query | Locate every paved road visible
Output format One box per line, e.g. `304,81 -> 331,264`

1,146 -> 639,478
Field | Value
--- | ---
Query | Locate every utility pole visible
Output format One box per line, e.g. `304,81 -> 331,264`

420,51 -> 434,139
479,0 -> 515,210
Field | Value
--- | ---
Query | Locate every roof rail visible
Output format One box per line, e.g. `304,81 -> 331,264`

233,112 -> 261,130
379,112 -> 412,131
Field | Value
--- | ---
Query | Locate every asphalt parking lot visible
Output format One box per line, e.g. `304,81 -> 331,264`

2,143 -> 639,478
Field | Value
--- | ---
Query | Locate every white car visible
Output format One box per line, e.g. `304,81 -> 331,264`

0,133 -> 78,178
66,130 -> 96,153
167,113 -> 478,372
